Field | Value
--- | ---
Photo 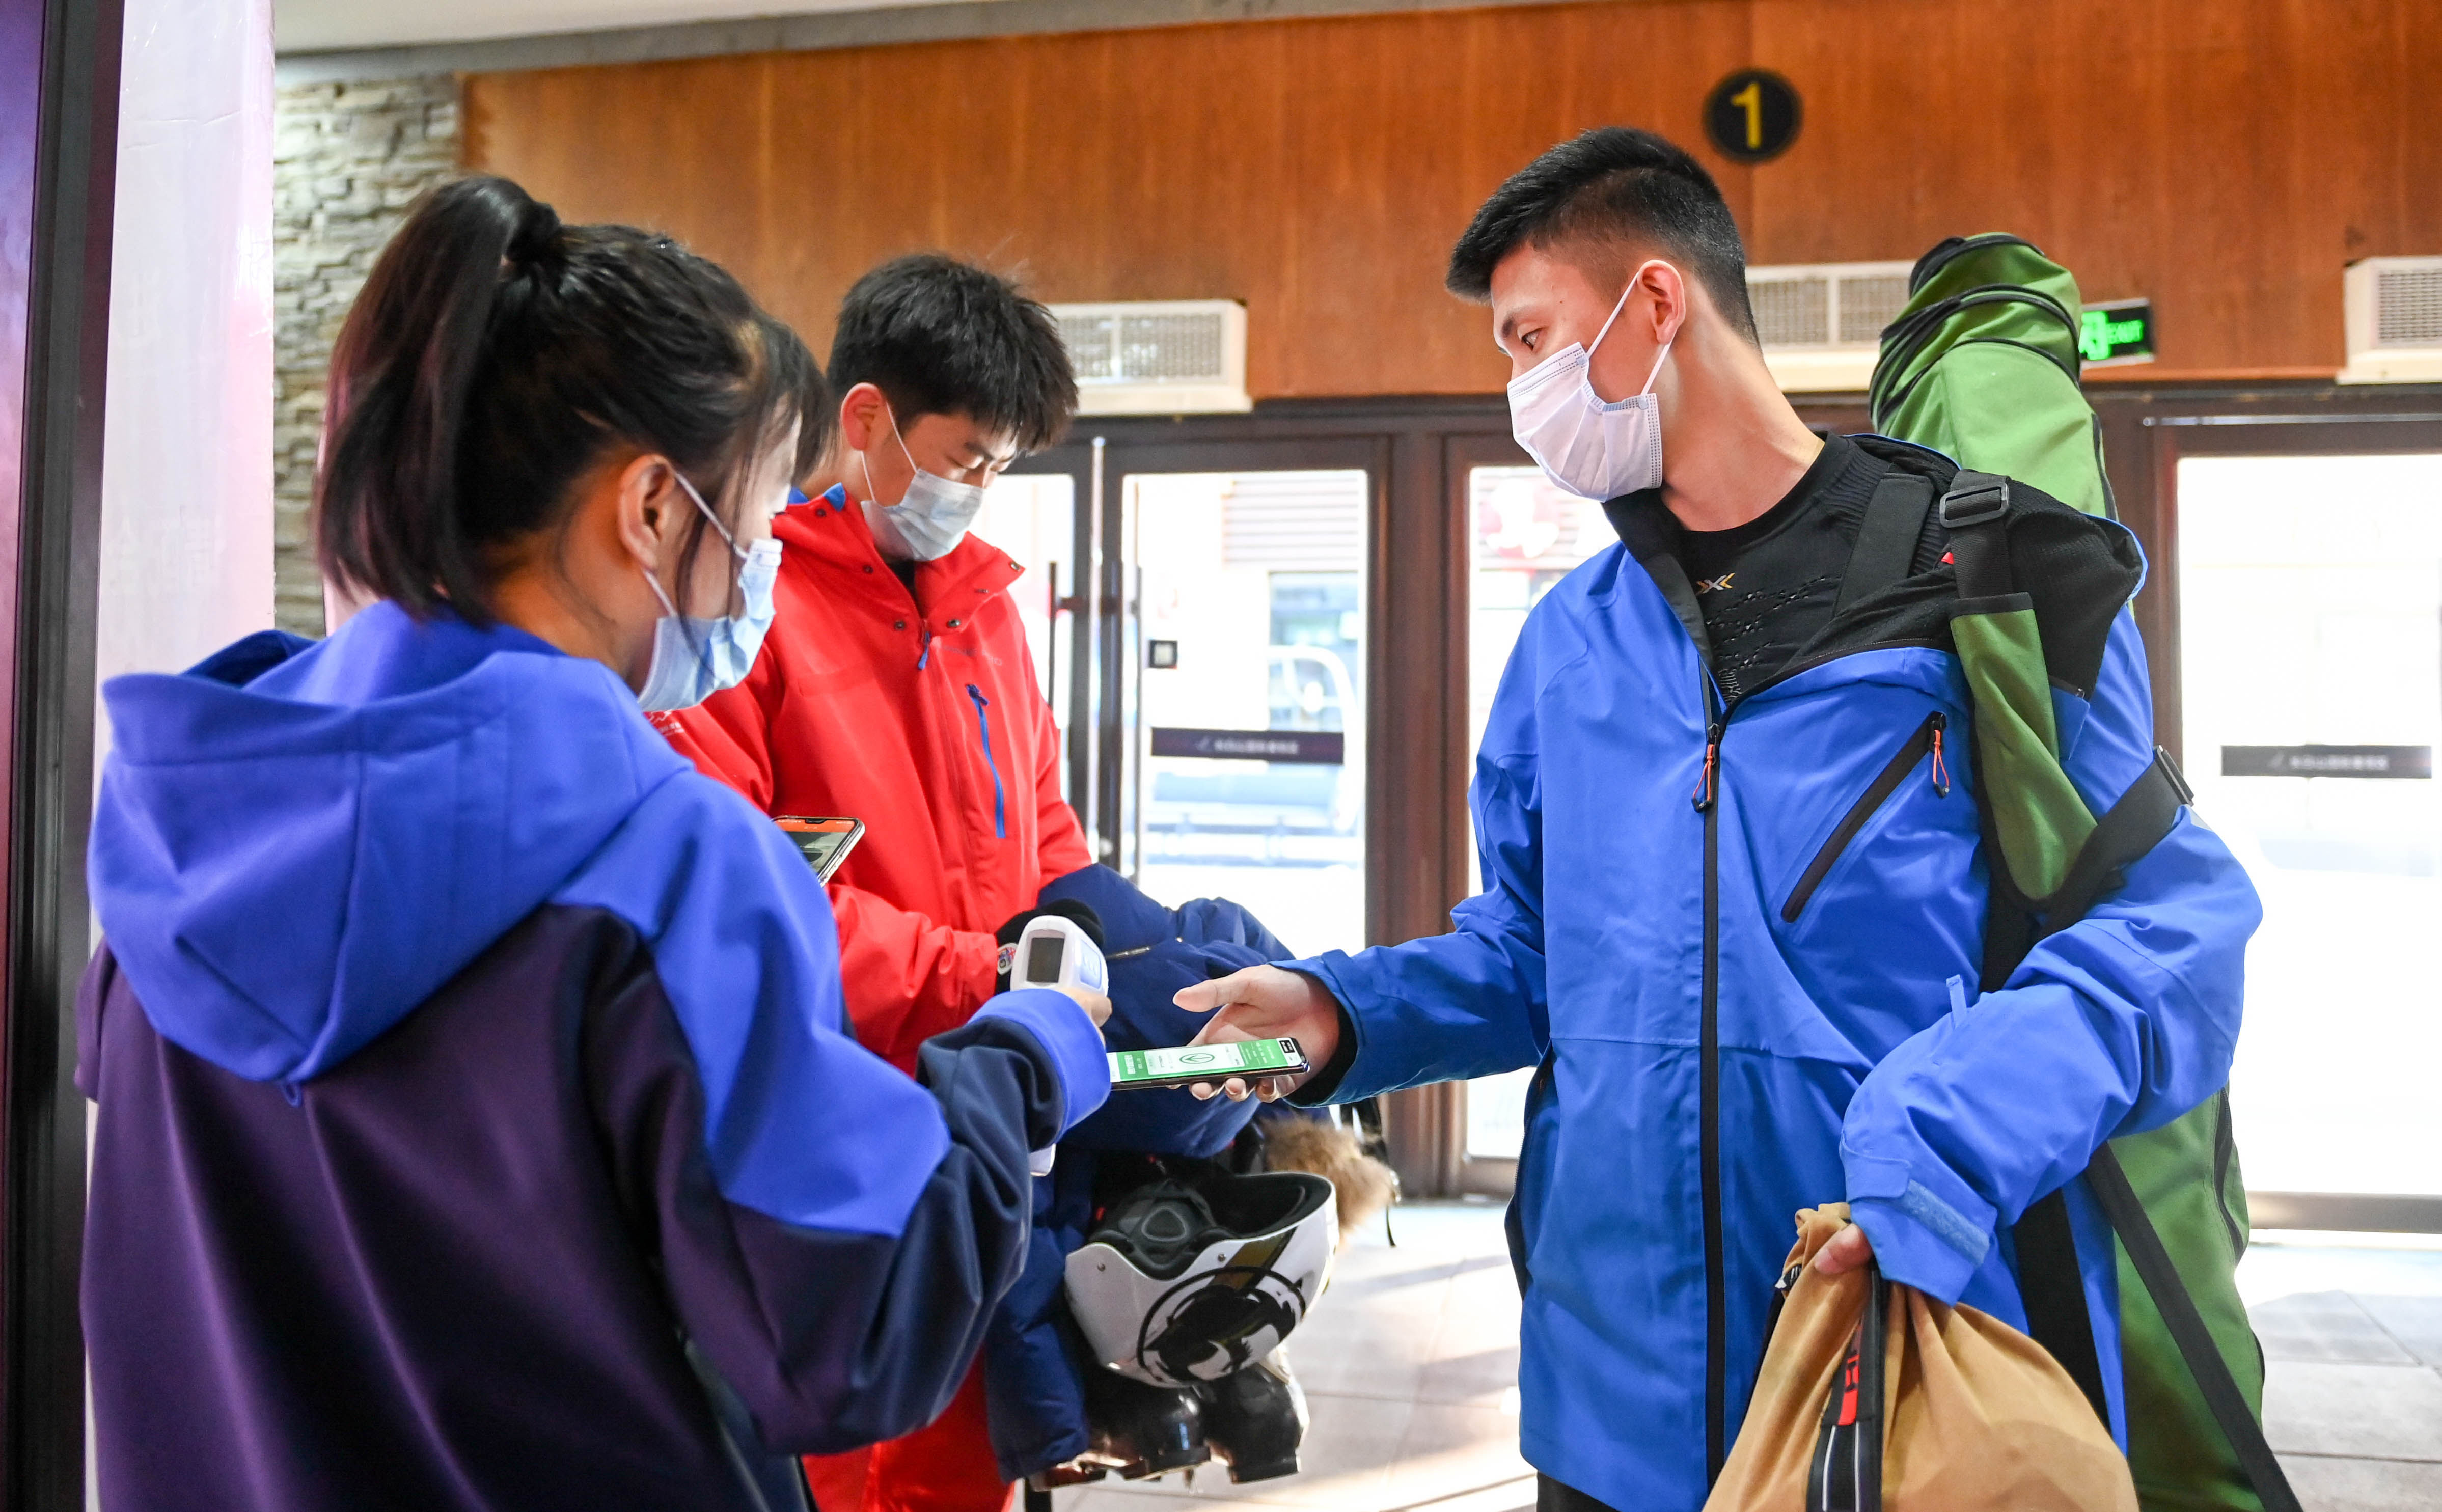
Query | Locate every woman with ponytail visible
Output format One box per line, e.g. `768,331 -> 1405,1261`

77,175 -> 1111,1512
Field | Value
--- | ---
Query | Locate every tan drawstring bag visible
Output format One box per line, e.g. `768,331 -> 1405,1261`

1705,1204 -> 2136,1512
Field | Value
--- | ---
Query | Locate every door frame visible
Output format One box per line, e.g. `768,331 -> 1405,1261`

2112,393 -> 2442,1234
2,0 -> 123,1500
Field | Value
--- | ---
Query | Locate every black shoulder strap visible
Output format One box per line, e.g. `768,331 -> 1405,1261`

2087,1146 -> 2304,1512
1833,472 -> 1936,619
2041,748 -> 2194,931
2011,1190 -> 2109,1423
1938,471 -> 2014,601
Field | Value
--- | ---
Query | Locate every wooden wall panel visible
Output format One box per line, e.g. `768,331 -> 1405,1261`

463,0 -> 2442,397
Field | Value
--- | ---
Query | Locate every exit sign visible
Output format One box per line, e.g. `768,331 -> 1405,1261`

2080,299 -> 2155,367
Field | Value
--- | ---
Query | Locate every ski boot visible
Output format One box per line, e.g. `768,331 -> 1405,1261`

1198,1347 -> 1309,1483
1080,1362 -> 1209,1479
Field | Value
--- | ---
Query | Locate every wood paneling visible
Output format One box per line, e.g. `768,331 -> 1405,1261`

464,0 -> 2442,395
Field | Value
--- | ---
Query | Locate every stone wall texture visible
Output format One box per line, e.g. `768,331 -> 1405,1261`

272,74 -> 460,636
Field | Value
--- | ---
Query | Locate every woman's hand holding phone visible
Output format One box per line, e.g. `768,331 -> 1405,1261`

1170,966 -> 1342,1103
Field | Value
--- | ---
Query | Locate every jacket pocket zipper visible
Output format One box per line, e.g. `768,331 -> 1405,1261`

966,685 -> 1007,839
1780,711 -> 1949,923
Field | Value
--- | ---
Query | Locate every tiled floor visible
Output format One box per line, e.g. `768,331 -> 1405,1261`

2243,1235 -> 2442,1509
1060,1204 -> 2442,1512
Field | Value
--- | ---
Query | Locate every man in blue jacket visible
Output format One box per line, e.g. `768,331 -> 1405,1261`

1176,127 -> 2260,1511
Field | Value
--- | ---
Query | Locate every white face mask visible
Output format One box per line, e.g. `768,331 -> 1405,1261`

860,408 -> 987,562
636,472 -> 781,713
1506,263 -> 1675,502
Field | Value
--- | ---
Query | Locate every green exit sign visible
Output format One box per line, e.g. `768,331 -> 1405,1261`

2079,299 -> 2155,367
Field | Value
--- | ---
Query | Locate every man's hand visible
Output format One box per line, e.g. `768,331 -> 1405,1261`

1815,1222 -> 1875,1276
1171,965 -> 1342,1103
1055,984 -> 1112,1030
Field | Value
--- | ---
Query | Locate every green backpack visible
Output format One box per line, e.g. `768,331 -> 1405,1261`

1870,234 -> 2297,1512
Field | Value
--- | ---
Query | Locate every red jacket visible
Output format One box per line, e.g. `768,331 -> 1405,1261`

652,485 -> 1091,1073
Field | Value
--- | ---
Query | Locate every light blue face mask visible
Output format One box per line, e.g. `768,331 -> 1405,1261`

636,472 -> 782,713
860,406 -> 989,562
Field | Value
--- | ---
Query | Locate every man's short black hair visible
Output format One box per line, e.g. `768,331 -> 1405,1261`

828,254 -> 1077,452
1447,127 -> 1759,344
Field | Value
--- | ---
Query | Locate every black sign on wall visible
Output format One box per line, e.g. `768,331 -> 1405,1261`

1704,70 -> 1802,164
1150,727 -> 1345,765
2221,745 -> 2434,779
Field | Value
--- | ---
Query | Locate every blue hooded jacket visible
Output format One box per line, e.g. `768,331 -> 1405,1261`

1291,442 -> 2260,1510
78,603 -> 1108,1512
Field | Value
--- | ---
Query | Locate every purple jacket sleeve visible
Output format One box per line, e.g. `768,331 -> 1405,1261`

587,964 -> 1098,1455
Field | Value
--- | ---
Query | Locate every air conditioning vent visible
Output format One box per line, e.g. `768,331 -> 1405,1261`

1837,273 -> 1912,345
1745,260 -> 1913,392
2341,256 -> 2442,383
1750,275 -> 1829,348
1050,299 -> 1251,414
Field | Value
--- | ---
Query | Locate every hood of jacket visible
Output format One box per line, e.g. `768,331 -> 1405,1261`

89,601 -> 692,1084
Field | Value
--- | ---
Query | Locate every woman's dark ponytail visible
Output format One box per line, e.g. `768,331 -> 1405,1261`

315,174 -> 823,623
503,195 -> 562,271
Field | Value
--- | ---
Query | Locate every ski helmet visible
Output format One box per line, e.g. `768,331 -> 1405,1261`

1064,1172 -> 1337,1387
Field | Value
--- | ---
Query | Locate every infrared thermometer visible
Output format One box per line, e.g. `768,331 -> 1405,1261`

1007,915 -> 1109,1175
1010,914 -> 1109,996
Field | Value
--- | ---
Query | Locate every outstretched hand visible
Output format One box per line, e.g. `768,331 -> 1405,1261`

1170,965 -> 1343,1103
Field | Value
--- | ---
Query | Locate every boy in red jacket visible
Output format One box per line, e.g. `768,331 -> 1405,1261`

654,255 -> 1085,1510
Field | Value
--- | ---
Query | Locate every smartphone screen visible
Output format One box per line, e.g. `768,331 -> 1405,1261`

1109,1038 -> 1308,1089
774,817 -> 864,882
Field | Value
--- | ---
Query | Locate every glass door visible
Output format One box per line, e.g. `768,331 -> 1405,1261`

1112,448 -> 1378,960
998,433 -> 1386,961
2178,449 -> 2442,1208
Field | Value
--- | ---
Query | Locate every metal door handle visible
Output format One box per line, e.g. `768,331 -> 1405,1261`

1129,564 -> 1145,885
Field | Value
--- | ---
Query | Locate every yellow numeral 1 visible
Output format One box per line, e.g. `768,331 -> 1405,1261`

1730,81 -> 1763,149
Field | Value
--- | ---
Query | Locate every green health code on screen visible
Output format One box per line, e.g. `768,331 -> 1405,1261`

1111,1039 -> 1302,1084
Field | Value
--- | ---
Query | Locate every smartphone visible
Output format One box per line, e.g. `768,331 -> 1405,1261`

1109,1038 -> 1310,1091
774,816 -> 865,882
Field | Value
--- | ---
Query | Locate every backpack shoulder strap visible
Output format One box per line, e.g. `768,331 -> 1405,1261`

1939,470 -> 2015,601
2040,748 -> 2194,937
2012,1188 -> 2110,1423
1832,471 -> 1937,618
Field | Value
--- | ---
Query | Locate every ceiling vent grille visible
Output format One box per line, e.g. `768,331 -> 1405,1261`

1051,299 -> 1251,414
2342,257 -> 2442,383
1745,260 -> 1914,392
